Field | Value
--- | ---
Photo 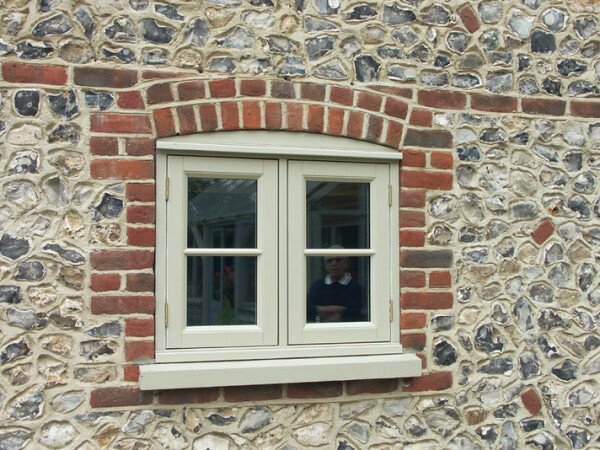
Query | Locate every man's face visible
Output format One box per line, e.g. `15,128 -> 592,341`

325,256 -> 349,281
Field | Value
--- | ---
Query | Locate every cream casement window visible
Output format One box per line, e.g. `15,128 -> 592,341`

140,132 -> 422,390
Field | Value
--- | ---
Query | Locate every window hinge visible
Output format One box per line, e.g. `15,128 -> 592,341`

165,177 -> 170,201
388,185 -> 392,206
165,303 -> 169,327
389,299 -> 393,322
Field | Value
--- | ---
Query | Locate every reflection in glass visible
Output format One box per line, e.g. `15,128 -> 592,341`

187,178 -> 256,249
306,256 -> 370,323
306,182 -> 369,249
187,256 -> 257,326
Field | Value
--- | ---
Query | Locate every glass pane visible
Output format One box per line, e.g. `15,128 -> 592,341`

306,182 -> 369,249
306,256 -> 370,323
187,256 -> 257,326
187,178 -> 256,248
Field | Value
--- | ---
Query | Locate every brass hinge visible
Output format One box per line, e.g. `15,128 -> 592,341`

165,177 -> 170,201
388,185 -> 392,206
389,299 -> 393,322
165,303 -> 169,327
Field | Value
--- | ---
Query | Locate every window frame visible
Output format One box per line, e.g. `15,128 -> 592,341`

141,131 -> 422,390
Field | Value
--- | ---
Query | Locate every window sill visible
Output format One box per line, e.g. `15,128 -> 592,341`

138,353 -> 422,390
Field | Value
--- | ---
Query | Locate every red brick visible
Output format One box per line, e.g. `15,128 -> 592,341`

90,137 -> 118,156
386,121 -> 403,148
458,5 -> 480,33
200,103 -> 218,132
117,91 -> 145,110
401,170 -> 453,190
209,79 -> 236,98
430,152 -> 453,170
400,250 -> 453,268
403,371 -> 452,392
409,108 -> 433,127
402,149 -> 426,167
91,160 -> 153,180
287,381 -> 343,399
127,227 -> 156,247
401,332 -> 426,350
571,101 -> 600,118
243,101 -> 261,130
400,230 -> 425,247
127,205 -> 155,224
125,341 -> 154,362
401,312 -> 426,329
429,271 -> 452,288
159,388 -> 220,405
125,138 -> 154,156
124,365 -> 140,382
287,103 -> 303,131
327,107 -> 345,135
90,113 -> 152,134
127,183 -> 155,202
91,250 -> 154,270
404,129 -> 453,148
74,67 -> 137,88
177,105 -> 198,135
271,80 -> 295,98
147,83 -> 174,105
401,292 -> 453,309
224,385 -> 282,402
384,98 -> 408,119
91,273 -> 121,292
347,111 -> 364,139
142,70 -> 190,80
3,62 -> 67,85
521,388 -> 542,415
265,102 -> 282,130
92,295 -> 155,314
91,387 -> 152,408
399,190 -> 425,208
371,86 -> 413,99
346,379 -> 398,395
221,102 -> 239,130
366,115 -> 383,143
400,210 -> 425,228
418,90 -> 466,110
531,219 -> 554,245
471,94 -> 517,113
400,270 -> 426,288
522,98 -> 566,116
153,108 -> 176,138
301,83 -> 326,101
357,92 -> 382,112
178,80 -> 205,101
308,105 -> 325,133
330,86 -> 353,106
126,272 -> 155,292
241,79 -> 266,97
417,353 -> 427,369
126,317 -> 155,337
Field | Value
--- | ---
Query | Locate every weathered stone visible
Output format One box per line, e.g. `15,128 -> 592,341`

48,91 -> 79,119
0,428 -> 33,449
208,57 -> 236,73
187,19 -> 210,47
479,357 -> 514,375
305,17 -> 337,33
80,340 -> 116,361
14,90 -> 40,117
0,234 -> 30,260
6,307 -> 46,330
433,339 -> 457,366
478,1 -> 501,23
123,410 -> 153,435
155,423 -> 189,449
420,72 -> 448,87
392,27 -> 417,47
52,391 -> 84,413
8,390 -> 44,420
354,55 -> 379,82
105,18 -> 136,42
405,415 -> 427,437
476,426 -> 498,446
15,261 -> 45,281
494,403 -> 519,419
240,407 -> 270,433
48,298 -> 83,329
382,4 -> 415,25
306,35 -> 334,60
43,243 -> 85,265
425,408 -> 459,438
388,65 -> 416,82
422,4 -> 452,25
345,421 -> 369,444
447,32 -> 469,53
102,47 -> 136,64
16,41 -> 54,59
509,11 -> 534,39
500,422 -> 517,450
33,14 -> 71,37
574,16 -> 598,40
408,45 -> 431,63
531,29 -> 556,54
475,323 -> 504,353
313,60 -> 347,79
74,365 -> 117,383
552,359 -> 578,381
538,309 -> 570,330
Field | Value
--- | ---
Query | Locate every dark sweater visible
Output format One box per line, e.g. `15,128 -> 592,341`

306,277 -> 364,322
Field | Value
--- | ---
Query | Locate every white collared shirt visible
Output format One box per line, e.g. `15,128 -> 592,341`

324,272 -> 352,286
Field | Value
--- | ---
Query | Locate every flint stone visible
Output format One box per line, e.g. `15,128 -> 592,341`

377,46 -> 402,59
563,152 -> 583,172
240,407 -> 270,433
435,55 -> 451,68
514,298 -> 534,331
354,55 -> 379,82
480,128 -> 507,143
44,177 -> 69,208
313,60 -> 347,79
538,309 -> 570,330
585,335 -> 600,351
267,38 -> 296,54
392,27 -> 418,47
85,321 -> 123,338
476,427 -> 498,446
48,90 -> 79,119
577,263 -> 596,292
478,1 -> 501,23
206,0 -> 240,5
6,308 -> 46,330
568,81 -> 600,97
433,340 -> 457,366
16,41 -> 54,59
453,74 -> 482,89
0,234 -> 30,260
0,429 -> 32,449
575,17 -> 598,40
509,12 -> 534,39
143,49 -> 167,65
33,13 -> 71,37
494,404 -> 519,418
425,408 -> 459,438
549,263 -> 570,287
510,202 -> 537,220
568,197 -> 591,220
140,19 -> 175,44
486,73 -> 512,94
208,57 -> 236,73
252,0 -> 274,5
155,4 -> 183,20
573,172 -> 595,195
9,391 -> 44,420
305,17 -> 337,32
487,221 -> 508,239
80,340 -> 116,360
558,59 -> 586,77
531,29 -> 556,54
155,423 -> 189,448
105,18 -> 136,42
93,193 -> 123,221
48,298 -> 83,329
84,90 -> 114,111
388,65 -> 416,82
408,45 -> 431,63
314,0 -> 337,15
481,31 -> 499,51
479,357 -> 514,375
15,261 -> 45,281
501,422 -> 517,450
345,5 -> 376,21
529,283 -> 553,304
519,78 -> 540,95
542,78 -> 562,97
430,196 -> 459,220
306,36 -> 334,60
53,391 -> 84,413
457,166 -> 475,187
74,7 -> 95,39
279,56 -> 305,76
552,359 -> 578,381
39,422 -> 75,448
475,324 -> 504,353
102,48 -> 137,64
186,19 -> 210,47
14,90 -> 40,117
74,365 -> 117,383
422,4 -> 452,25
345,422 -> 369,443
382,5 -> 416,25
49,124 -> 80,144
43,243 -> 85,265
519,353 -> 540,379
421,72 -> 448,87
460,227 -> 482,243
123,410 -> 153,435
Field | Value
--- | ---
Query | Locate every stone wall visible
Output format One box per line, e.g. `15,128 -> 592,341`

0,0 -> 600,448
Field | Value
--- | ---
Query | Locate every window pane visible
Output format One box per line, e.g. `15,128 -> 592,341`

306,256 -> 370,323
187,178 -> 256,248
306,182 -> 369,249
187,256 -> 257,326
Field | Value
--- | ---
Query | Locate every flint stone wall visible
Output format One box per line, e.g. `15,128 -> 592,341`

1,0 -> 600,448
